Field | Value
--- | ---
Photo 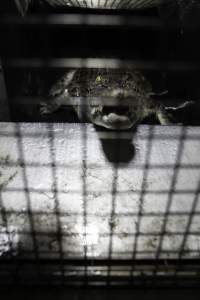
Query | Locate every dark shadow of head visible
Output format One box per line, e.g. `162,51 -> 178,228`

94,125 -> 137,164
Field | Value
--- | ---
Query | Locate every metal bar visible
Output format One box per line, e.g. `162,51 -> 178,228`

0,258 -> 199,266
4,58 -> 200,70
6,96 -> 151,106
0,13 -> 165,28
0,59 -> 10,121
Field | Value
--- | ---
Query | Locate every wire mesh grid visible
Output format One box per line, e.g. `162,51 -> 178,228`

0,121 -> 200,287
1,2 -> 200,288
44,0 -> 158,9
14,0 -> 159,10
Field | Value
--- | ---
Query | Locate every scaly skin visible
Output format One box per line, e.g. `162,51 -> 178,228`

40,68 -> 173,129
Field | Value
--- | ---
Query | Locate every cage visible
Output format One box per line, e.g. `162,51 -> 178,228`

0,0 -> 200,291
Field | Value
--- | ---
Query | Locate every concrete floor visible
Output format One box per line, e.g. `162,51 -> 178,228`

0,122 -> 200,262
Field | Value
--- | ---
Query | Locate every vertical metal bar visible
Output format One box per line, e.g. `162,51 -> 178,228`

0,59 -> 10,121
107,158 -> 119,285
178,180 -> 200,259
81,124 -> 88,286
47,123 -> 65,285
15,123 -> 40,279
0,192 -> 19,283
155,127 -> 186,279
130,126 -> 154,282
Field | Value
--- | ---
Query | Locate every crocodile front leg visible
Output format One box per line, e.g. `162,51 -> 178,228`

40,69 -> 76,115
40,90 -> 70,114
156,106 -> 174,125
157,101 -> 195,125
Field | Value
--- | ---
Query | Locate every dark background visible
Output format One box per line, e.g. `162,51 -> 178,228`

0,1 -> 200,124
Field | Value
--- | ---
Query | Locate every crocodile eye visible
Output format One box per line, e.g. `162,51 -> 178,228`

95,76 -> 102,83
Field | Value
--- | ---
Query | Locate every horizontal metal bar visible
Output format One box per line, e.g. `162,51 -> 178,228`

1,275 -> 200,282
0,127 -> 199,140
1,187 -> 199,195
0,258 -> 199,266
0,281 -> 199,288
0,13 -> 165,28
1,159 -> 200,169
0,229 -> 200,237
1,209 -> 199,218
4,58 -> 200,70
1,13 -> 199,29
8,96 -> 147,106
8,96 -> 195,105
